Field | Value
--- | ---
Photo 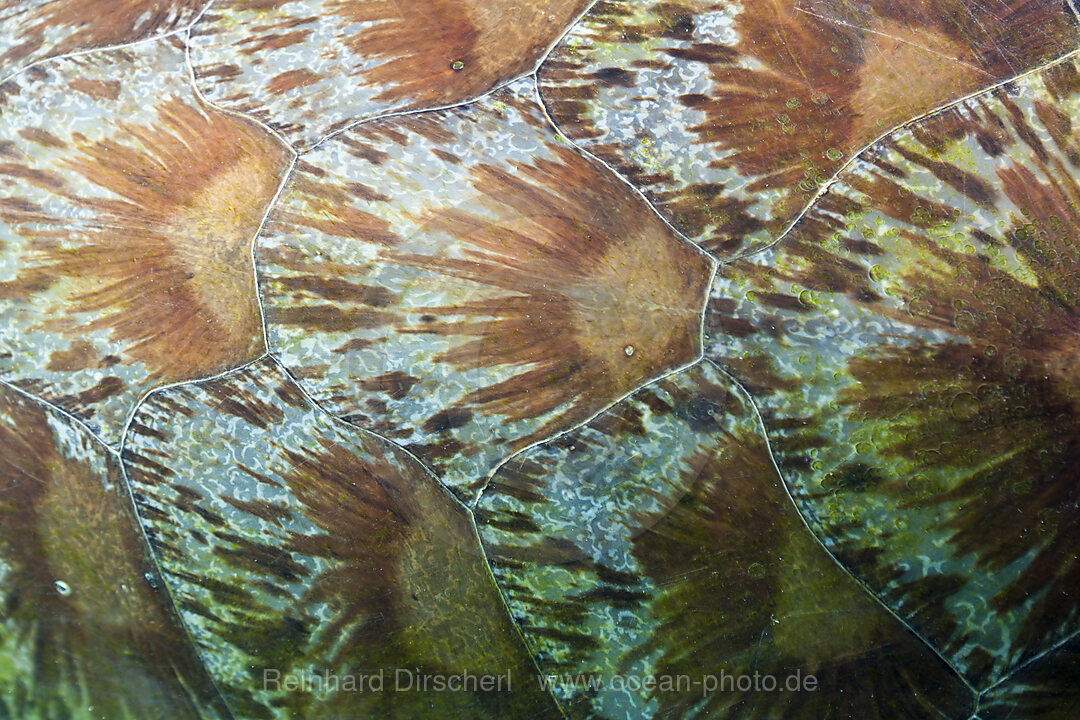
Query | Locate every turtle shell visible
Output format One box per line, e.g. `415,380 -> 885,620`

1,1 -> 1079,718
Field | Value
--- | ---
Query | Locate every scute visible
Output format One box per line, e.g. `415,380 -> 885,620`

123,357 -> 562,720
539,0 -> 1080,258
258,77 -> 712,497
706,54 -> 1080,688
0,38 -> 289,442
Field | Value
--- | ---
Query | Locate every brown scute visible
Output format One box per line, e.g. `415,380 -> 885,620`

72,375 -> 125,407
980,634 -> 1080,718
590,67 -> 638,87
390,142 -> 711,446
541,0 -> 1079,254
677,0 -> 1037,193
0,0 -> 206,68
431,148 -> 462,165
831,151 -> 1080,652
345,181 -> 391,203
627,435 -> 976,718
332,337 -> 375,354
237,29 -> 314,55
0,387 -> 227,719
273,439 -> 506,662
707,67 -> 1080,683
17,127 -> 65,148
890,143 -> 998,206
335,0 -> 592,107
205,381 -> 287,430
841,335 -> 1080,671
422,408 -> 475,434
204,0 -> 591,126
0,161 -> 68,191
4,97 -> 290,380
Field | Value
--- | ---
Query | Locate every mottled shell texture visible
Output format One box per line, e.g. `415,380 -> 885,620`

2,1 -> 1080,719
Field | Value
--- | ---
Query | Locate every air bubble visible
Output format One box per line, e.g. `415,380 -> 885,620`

953,310 -> 976,332
908,297 -> 932,317
451,60 -> 465,71
624,345 -> 635,356
950,392 -> 980,421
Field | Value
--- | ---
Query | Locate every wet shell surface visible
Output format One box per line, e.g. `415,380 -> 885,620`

2,1 -> 1080,718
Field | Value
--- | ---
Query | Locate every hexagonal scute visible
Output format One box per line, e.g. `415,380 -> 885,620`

539,0 -> 1080,258
0,38 -> 291,442
0,0 -> 208,78
122,358 -> 563,720
706,55 -> 1080,688
0,382 -> 230,720
259,77 -> 714,497
189,0 -> 593,150
476,360 -> 975,719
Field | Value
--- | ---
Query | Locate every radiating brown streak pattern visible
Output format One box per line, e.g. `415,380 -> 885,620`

257,83 -> 715,494
119,359 -> 566,719
0,384 -> 230,719
538,0 -> 1080,257
3,93 -> 291,381
1,1 -> 1078,717
0,0 -> 209,76
703,55 -> 1080,688
750,44 -> 1080,263
386,145 -> 711,443
188,0 -> 595,148
476,362 -> 975,719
